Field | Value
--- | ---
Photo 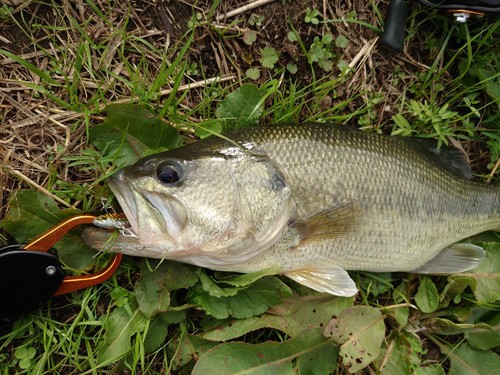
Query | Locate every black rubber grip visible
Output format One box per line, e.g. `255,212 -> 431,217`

418,0 -> 500,13
379,0 -> 409,52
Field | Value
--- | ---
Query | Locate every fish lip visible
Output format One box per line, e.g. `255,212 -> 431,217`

109,169 -> 181,243
108,170 -> 140,238
138,189 -> 185,240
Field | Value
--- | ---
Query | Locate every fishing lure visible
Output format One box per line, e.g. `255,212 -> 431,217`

93,213 -> 137,238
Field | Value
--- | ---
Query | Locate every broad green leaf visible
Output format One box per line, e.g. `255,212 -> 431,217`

135,260 -> 200,318
415,277 -> 439,313
246,67 -> 261,80
335,35 -> 349,49
197,272 -> 240,298
134,270 -> 170,319
143,311 -> 186,354
195,268 -> 281,298
286,63 -> 298,74
202,293 -> 354,341
324,306 -> 386,373
194,120 -> 223,139
296,332 -> 339,375
466,324 -> 500,350
98,302 -> 144,366
382,305 -> 409,327
192,291 -> 230,319
426,315 -> 500,350
192,277 -> 292,319
423,317 -> 478,335
439,276 -> 474,308
192,329 -> 337,375
469,231 -> 500,243
475,68 -> 500,104
168,334 -> 219,371
215,84 -> 263,131
466,314 -> 500,350
287,31 -> 297,42
358,272 -> 394,297
414,365 -> 446,375
215,268 -> 281,288
259,46 -> 279,69
1,190 -> 95,269
423,317 -> 500,350
227,277 -> 291,319
88,124 -> 137,167
447,343 -> 500,375
468,244 -> 500,304
242,29 -> 257,45
145,259 -> 201,291
89,103 -> 180,167
376,331 -> 413,375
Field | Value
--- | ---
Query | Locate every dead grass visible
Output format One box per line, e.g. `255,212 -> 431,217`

0,2 -> 499,373
0,0 -> 496,218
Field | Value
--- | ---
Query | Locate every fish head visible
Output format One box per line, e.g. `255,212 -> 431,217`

84,145 -> 293,264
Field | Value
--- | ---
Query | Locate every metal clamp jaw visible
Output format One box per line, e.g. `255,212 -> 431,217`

0,215 -> 122,319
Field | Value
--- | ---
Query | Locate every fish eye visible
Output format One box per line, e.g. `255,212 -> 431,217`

156,162 -> 182,184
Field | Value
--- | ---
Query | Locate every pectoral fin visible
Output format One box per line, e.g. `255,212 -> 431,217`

285,266 -> 358,297
411,243 -> 485,274
291,202 -> 361,245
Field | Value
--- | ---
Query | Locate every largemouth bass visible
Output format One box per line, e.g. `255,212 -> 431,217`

83,124 -> 500,296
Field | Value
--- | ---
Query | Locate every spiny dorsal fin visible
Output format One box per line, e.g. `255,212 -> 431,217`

290,202 -> 362,245
411,243 -> 485,274
406,138 -> 473,179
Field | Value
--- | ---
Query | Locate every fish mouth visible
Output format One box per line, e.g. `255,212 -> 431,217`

108,170 -> 185,244
108,170 -> 140,239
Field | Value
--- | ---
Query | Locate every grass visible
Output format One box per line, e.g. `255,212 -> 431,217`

1,0 -> 499,374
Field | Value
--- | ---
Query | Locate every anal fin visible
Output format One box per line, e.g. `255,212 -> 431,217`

285,266 -> 358,297
411,243 -> 485,274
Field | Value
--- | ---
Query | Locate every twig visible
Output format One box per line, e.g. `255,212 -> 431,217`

0,43 -> 80,65
10,154 -> 49,173
5,165 -> 72,208
0,35 -> 11,44
216,0 -> 274,21
211,23 -> 247,33
349,38 -> 377,69
347,38 -> 378,90
46,114 -> 71,149
159,75 -> 237,96
487,158 -> 500,183
97,74 -> 237,110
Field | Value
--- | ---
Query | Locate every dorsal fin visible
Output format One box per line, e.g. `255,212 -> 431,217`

406,138 -> 473,179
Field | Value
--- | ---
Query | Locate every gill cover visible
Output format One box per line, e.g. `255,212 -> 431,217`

107,146 -> 294,266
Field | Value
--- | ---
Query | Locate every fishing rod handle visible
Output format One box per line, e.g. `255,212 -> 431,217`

379,0 -> 409,52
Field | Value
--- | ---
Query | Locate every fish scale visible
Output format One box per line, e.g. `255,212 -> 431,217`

83,124 -> 500,296
225,126 -> 497,272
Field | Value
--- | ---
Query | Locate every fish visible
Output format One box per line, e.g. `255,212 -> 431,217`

83,123 -> 500,296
